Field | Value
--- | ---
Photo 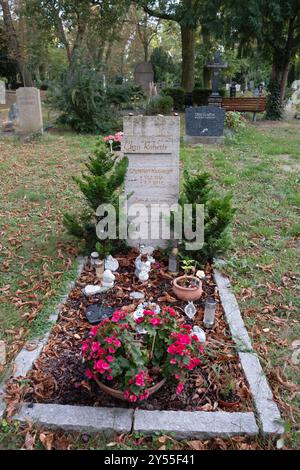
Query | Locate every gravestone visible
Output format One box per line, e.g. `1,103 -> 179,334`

134,62 -> 154,95
0,81 -> 5,105
122,115 -> 180,248
185,106 -> 225,145
291,80 -> 300,105
16,87 -> 43,135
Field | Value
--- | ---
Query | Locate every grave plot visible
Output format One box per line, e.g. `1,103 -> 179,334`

3,250 -> 284,438
14,251 -> 252,413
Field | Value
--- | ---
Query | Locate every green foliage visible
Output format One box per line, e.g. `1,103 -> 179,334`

145,95 -> 174,115
106,82 -> 145,108
162,87 -> 185,110
181,170 -> 235,263
64,141 -> 128,252
266,79 -> 283,120
225,111 -> 246,131
47,59 -> 119,133
192,88 -> 226,106
150,46 -> 179,84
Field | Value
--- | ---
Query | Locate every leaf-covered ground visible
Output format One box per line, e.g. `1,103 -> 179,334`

0,120 -> 299,449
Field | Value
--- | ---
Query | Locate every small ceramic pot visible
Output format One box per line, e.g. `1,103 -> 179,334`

172,275 -> 203,301
95,377 -> 166,401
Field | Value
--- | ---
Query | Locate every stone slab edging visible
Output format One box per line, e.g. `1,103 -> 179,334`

14,403 -> 133,436
0,256 -> 86,419
213,269 -> 284,436
133,410 -> 258,439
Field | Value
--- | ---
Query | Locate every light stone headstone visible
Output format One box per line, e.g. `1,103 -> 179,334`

0,81 -> 5,105
16,87 -> 43,135
122,115 -> 180,248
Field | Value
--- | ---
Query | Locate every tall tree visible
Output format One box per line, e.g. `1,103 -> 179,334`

25,0 -> 130,65
137,1 -> 202,91
224,0 -> 300,106
0,0 -> 33,85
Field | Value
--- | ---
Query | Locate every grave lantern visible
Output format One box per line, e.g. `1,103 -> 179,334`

203,297 -> 217,329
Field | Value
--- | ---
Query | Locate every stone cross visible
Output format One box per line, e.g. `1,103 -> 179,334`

206,52 -> 228,97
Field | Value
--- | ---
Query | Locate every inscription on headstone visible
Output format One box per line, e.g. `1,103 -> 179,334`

0,81 -> 5,105
122,115 -> 180,248
16,87 -> 43,134
185,106 -> 225,138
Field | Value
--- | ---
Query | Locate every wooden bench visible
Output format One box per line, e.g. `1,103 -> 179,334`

222,97 -> 266,121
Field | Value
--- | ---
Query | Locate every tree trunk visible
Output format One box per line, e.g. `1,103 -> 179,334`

0,0 -> 33,86
180,25 -> 195,91
202,28 -> 211,88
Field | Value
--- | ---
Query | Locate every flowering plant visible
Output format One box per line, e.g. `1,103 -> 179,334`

82,306 -> 204,402
103,131 -> 124,151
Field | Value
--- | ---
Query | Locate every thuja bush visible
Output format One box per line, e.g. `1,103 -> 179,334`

180,171 -> 235,263
64,141 -> 128,254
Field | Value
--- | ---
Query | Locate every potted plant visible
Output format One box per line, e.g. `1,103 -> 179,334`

172,259 -> 203,301
81,306 -> 204,402
217,375 -> 241,409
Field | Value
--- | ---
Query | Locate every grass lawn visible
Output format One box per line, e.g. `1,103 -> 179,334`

0,119 -> 299,450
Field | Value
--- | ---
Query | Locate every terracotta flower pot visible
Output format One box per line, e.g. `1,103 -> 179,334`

172,275 -> 203,301
217,394 -> 241,409
95,377 -> 166,401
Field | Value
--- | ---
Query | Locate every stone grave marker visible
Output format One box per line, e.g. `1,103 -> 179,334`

16,87 -> 43,135
185,106 -> 225,145
122,115 -> 180,248
134,62 -> 154,95
0,81 -> 5,105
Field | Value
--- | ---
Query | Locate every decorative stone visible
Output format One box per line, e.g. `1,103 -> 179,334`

102,270 -> 115,288
184,301 -> 196,320
86,305 -> 114,325
129,291 -> 145,300
83,285 -> 103,297
105,255 -> 119,272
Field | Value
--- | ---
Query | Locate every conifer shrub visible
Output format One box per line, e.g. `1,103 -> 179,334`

180,171 -> 235,263
64,141 -> 128,254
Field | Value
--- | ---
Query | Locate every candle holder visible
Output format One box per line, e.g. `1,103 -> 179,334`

90,251 -> 99,267
95,259 -> 104,281
203,297 -> 217,329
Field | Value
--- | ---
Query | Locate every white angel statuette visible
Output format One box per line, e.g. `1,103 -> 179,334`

192,326 -> 206,344
105,255 -> 119,272
102,269 -> 115,288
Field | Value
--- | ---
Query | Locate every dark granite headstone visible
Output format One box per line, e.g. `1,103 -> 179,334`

185,106 -> 225,137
